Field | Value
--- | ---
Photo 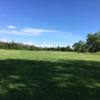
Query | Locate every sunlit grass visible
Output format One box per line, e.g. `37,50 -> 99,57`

0,49 -> 100,100
0,49 -> 100,61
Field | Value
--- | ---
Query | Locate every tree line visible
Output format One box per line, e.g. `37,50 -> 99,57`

0,41 -> 73,51
0,41 -> 39,50
0,32 -> 100,53
73,32 -> 100,53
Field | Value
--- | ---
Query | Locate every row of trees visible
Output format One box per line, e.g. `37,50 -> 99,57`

0,32 -> 100,53
0,41 -> 39,50
0,41 -> 73,51
43,46 -> 73,51
73,32 -> 100,53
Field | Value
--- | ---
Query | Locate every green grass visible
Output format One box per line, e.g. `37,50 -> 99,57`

0,49 -> 100,100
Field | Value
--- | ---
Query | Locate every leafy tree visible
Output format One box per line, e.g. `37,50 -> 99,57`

87,32 -> 100,52
73,40 -> 88,53
66,46 -> 73,51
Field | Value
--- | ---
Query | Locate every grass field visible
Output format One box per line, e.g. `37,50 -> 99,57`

0,49 -> 100,100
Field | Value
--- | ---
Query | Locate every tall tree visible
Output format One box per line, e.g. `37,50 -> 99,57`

87,32 -> 100,52
73,40 -> 87,53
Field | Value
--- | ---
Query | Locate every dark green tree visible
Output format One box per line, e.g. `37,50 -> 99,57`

87,32 -> 100,52
73,40 -> 88,53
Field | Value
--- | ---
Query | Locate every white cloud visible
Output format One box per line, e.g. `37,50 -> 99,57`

0,26 -> 62,36
0,38 -> 11,43
20,28 -> 59,36
40,44 -> 55,47
8,25 -> 16,30
22,42 -> 56,47
23,42 -> 34,46
21,28 -> 58,33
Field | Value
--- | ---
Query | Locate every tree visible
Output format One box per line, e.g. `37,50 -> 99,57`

87,32 -> 100,52
66,46 -> 73,51
73,40 -> 88,53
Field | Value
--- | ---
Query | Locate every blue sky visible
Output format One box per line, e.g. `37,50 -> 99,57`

0,0 -> 100,47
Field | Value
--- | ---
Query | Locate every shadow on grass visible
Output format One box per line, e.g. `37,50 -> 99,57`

0,59 -> 100,100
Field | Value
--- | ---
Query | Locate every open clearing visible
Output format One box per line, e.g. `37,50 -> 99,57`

0,50 -> 100,100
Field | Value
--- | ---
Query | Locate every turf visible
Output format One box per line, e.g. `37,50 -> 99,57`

0,49 -> 100,100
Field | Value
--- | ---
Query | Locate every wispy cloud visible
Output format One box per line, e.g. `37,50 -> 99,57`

23,42 -> 34,46
0,38 -> 11,43
20,28 -> 59,36
0,25 -> 65,36
8,25 -> 16,29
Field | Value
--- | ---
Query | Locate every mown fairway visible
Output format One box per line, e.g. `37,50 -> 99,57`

0,49 -> 100,100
